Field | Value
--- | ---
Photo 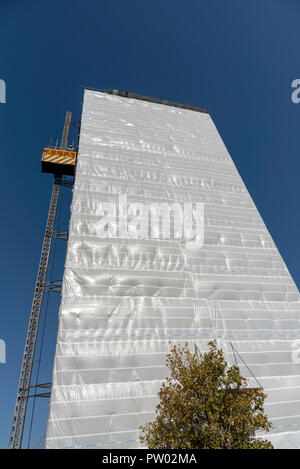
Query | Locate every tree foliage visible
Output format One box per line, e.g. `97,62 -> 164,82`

140,341 -> 273,449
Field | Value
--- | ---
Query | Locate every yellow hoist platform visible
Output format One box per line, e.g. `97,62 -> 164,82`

41,147 -> 77,176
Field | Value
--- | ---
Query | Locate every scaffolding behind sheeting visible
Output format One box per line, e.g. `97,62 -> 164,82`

46,90 -> 300,449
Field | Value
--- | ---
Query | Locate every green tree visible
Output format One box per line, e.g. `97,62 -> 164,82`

140,341 -> 273,449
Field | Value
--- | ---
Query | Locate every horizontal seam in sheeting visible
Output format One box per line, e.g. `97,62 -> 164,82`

50,394 -> 158,404
57,327 -> 300,332
59,296 -> 300,303
56,352 -> 299,358
58,301 -> 300,308
74,175 -> 248,193
198,227 -> 267,234
47,409 -> 155,423
71,205 -> 261,223
65,268 -> 288,276
76,150 -> 233,166
78,151 -> 229,166
66,265 -> 286,273
70,224 -> 268,235
81,145 -> 225,156
260,430 -> 300,437
76,166 -> 240,183
53,347 -> 300,353
49,384 -> 300,394
215,308 -> 300,312
74,189 -> 253,208
78,142 -> 230,160
56,337 -> 300,343
62,305 -> 200,310
56,336 -> 300,342
62,306 -> 205,310
81,126 -> 222,141
268,415 -> 300,423
74,179 -> 248,196
54,353 -> 260,359
76,165 -> 242,186
51,377 -> 300,390
60,316 -> 300,322
53,362 -> 300,370
66,253 -> 284,263
62,271 -> 293,283
60,325 -> 300,330
54,365 -> 167,372
66,250 -> 284,262
73,197 -> 252,213
70,216 -> 267,231
62,288 -> 298,295
75,164 -> 245,185
63,268 -> 290,279
55,338 -> 300,345
70,207 -> 263,224
50,385 -> 300,394
59,309 -> 299,315
73,187 -> 255,209
67,235 -> 278,252
265,400 -> 300,407
81,145 -> 225,155
66,249 -> 282,260
53,358 -> 300,365
54,351 -> 195,356
80,131 -> 223,144
74,182 -> 249,200
265,385 -> 300,392
61,441 -> 141,449
63,257 -> 286,266
110,310 -> 300,315
46,428 -> 143,440
80,124 -> 224,137
79,132 -> 224,142
63,270 -> 289,280
77,158 -> 244,175
86,307 -> 300,314
50,380 -> 164,389
77,140 -> 230,156
70,224 -> 268,237
67,239 -> 278,251
62,279 -> 297,287
58,339 -> 295,350
60,296 -> 300,302
82,166 -> 238,181
74,154 -> 238,175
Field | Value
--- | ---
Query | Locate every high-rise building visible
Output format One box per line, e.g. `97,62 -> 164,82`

45,89 -> 300,449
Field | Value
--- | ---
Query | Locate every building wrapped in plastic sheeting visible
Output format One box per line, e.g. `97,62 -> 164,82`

46,89 -> 300,449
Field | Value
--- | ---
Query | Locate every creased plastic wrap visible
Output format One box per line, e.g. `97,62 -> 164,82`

46,90 -> 300,449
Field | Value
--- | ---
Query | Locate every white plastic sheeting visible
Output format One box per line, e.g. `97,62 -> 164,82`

46,90 -> 300,449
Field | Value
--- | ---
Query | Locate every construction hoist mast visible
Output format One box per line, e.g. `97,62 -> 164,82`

9,112 -> 77,449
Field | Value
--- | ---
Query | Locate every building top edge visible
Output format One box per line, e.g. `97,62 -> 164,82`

106,89 -> 209,114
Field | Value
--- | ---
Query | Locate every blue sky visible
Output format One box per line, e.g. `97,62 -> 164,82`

1,0 -> 300,448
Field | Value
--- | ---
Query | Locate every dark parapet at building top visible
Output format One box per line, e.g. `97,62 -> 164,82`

107,89 -> 209,114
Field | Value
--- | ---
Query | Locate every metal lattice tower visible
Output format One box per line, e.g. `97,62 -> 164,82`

60,112 -> 72,150
9,112 -> 74,449
9,179 -> 61,449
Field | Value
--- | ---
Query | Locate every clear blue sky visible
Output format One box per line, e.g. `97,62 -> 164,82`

1,0 -> 300,448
